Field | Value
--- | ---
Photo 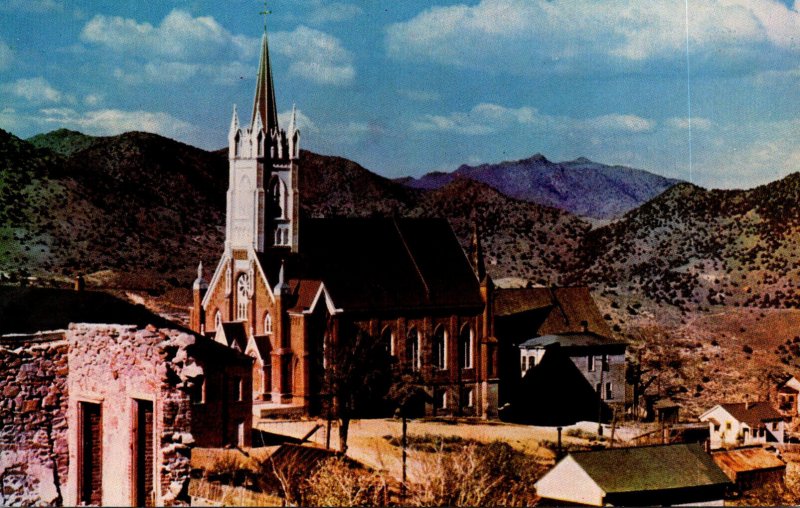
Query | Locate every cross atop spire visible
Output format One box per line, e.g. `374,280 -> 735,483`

259,0 -> 271,34
251,11 -> 279,136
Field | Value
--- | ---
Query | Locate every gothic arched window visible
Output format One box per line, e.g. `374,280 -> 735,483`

269,177 -> 286,219
432,325 -> 447,370
236,274 -> 250,321
406,327 -> 420,371
264,312 -> 272,335
381,326 -> 394,357
459,325 -> 473,369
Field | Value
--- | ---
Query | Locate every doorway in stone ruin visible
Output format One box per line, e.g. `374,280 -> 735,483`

132,399 -> 155,507
79,401 -> 102,506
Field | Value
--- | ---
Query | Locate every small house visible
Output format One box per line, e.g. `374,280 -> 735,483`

535,443 -> 731,506
518,331 -> 627,408
700,402 -> 785,448
774,375 -> 800,424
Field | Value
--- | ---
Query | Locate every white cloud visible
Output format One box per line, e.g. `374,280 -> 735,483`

272,26 -> 355,86
667,117 -> 713,130
38,107 -> 193,139
83,94 -> 103,107
308,2 -> 363,24
3,77 -> 62,104
412,103 -> 655,135
0,39 -> 12,70
278,108 -> 318,133
387,0 -> 800,74
81,9 -> 256,63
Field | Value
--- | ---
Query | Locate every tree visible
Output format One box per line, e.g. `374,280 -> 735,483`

387,369 -> 430,497
324,327 -> 394,456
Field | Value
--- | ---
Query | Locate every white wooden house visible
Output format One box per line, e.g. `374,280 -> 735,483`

700,402 -> 784,449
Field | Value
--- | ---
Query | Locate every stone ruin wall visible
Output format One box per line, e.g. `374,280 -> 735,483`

67,324 -> 201,507
0,334 -> 69,507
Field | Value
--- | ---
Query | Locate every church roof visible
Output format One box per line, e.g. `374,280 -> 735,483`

258,218 -> 484,313
494,286 -> 613,337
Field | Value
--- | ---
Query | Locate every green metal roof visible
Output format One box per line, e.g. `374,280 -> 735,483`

570,443 -> 731,494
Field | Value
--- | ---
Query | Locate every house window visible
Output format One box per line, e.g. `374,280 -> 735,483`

521,356 -> 527,373
726,421 -> 732,431
236,274 -> 249,321
238,378 -> 244,401
214,310 -> 222,331
406,327 -> 420,370
605,382 -> 613,400
432,325 -> 447,370
459,325 -> 473,369
601,354 -> 609,371
381,326 -> 394,357
264,312 -> 272,334
588,354 -> 595,371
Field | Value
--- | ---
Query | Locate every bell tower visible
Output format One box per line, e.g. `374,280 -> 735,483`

226,29 -> 300,255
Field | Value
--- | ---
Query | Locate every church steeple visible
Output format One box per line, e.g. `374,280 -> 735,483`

252,32 -> 279,134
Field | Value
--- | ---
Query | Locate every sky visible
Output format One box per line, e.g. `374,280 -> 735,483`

1,0 -> 800,189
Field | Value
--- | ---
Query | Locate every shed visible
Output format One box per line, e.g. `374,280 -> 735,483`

535,443 -> 731,506
711,447 -> 785,493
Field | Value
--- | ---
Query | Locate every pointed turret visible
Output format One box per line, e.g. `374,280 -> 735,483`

273,260 -> 288,295
288,104 -> 300,160
229,105 -> 239,136
252,32 -> 279,135
470,223 -> 486,282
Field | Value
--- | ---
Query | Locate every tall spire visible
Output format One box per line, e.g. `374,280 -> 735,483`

252,32 -> 279,134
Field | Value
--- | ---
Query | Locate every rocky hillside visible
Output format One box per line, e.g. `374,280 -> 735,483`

581,177 -> 800,311
403,154 -> 681,219
1,129 -> 589,289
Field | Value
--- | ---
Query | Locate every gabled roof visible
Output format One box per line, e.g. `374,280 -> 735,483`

0,286 -> 184,336
258,218 -> 484,313
219,322 -> 248,352
569,443 -> 731,494
718,402 -> 783,426
494,286 -> 613,337
250,335 -> 272,362
519,331 -> 627,350
711,447 -> 785,474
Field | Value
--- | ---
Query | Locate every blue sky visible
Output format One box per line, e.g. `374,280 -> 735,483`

1,0 -> 800,188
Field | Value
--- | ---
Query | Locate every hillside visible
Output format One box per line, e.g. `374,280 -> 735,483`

0,129 -> 588,290
404,154 -> 681,219
582,176 -> 800,311
0,129 -> 227,289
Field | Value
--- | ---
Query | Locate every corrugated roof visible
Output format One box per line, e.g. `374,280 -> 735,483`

720,402 -> 783,426
712,447 -> 785,474
571,443 -> 731,494
258,218 -> 484,313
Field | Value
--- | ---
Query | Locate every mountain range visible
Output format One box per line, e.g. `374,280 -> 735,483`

4,127 -> 800,315
401,154 -> 682,219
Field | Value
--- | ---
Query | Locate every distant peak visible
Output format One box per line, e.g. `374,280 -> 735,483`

521,153 -> 550,164
572,156 -> 592,164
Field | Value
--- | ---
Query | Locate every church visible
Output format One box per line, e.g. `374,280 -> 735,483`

189,28 -> 499,418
